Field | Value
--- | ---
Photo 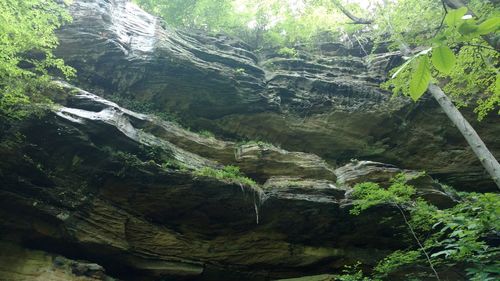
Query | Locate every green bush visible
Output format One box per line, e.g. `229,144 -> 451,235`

0,0 -> 75,119
277,47 -> 298,58
198,130 -> 215,138
195,165 -> 257,187
349,174 -> 500,280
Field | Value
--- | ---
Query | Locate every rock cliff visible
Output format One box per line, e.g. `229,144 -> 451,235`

54,0 -> 499,191
0,87 -> 454,281
0,0 -> 497,280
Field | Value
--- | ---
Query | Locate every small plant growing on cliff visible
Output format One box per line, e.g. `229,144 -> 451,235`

106,94 -> 181,124
349,174 -> 416,215
239,139 -> 280,148
113,151 -> 144,177
198,130 -> 215,138
195,165 -> 257,187
161,159 -> 188,171
277,47 -> 298,58
333,262 -> 374,281
141,145 -> 167,163
234,68 -> 246,75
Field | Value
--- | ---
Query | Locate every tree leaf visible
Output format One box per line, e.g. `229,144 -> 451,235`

458,22 -> 479,36
432,221 -> 443,229
409,56 -> 431,101
431,250 -> 453,258
477,17 -> 500,35
432,45 -> 456,74
445,7 -> 468,27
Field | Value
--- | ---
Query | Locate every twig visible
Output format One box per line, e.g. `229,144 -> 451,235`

391,47 -> 432,79
332,0 -> 373,24
353,34 -> 368,56
441,0 -> 448,13
476,48 -> 499,75
433,0 -> 449,37
463,43 -> 499,53
395,203 -> 442,281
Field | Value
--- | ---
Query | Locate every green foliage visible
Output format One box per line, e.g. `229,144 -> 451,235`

195,165 -> 257,187
134,0 -> 233,31
141,144 -> 167,163
234,68 -> 246,75
113,151 -> 144,177
114,151 -> 143,167
332,262 -> 374,281
442,46 -> 499,120
277,47 -> 298,58
238,139 -> 278,148
0,0 -> 75,119
477,17 -> 500,35
106,94 -> 180,123
350,175 -> 500,280
134,0 -> 365,48
431,45 -> 456,74
113,148 -> 188,176
161,160 -> 188,171
373,250 -> 421,279
0,131 -> 25,152
445,7 -> 468,28
382,2 -> 499,119
422,193 -> 500,277
198,130 -> 215,138
409,56 -> 431,101
350,174 -> 416,215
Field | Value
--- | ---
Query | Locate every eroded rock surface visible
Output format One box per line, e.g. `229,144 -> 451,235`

1,88 -> 455,280
0,242 -> 115,281
0,0 -> 497,280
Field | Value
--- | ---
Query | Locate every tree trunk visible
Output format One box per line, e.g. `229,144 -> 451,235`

428,84 -> 500,189
334,1 -> 500,187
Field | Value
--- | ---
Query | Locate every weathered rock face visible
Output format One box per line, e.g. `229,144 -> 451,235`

0,0 -> 497,280
1,89 -> 454,280
0,242 -> 115,281
53,0 -> 499,191
55,0 -> 268,118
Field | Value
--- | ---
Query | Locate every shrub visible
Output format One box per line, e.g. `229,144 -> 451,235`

195,165 -> 257,187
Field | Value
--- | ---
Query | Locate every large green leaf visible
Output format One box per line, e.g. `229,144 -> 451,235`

477,17 -> 500,35
432,45 -> 456,74
445,7 -> 468,27
458,22 -> 479,36
409,56 -> 431,101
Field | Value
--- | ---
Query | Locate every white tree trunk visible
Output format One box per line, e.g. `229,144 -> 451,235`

428,84 -> 500,189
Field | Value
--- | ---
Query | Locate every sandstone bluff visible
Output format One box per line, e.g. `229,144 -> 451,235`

0,0 -> 498,280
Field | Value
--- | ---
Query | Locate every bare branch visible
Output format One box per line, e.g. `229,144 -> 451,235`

395,204 -> 441,281
331,0 -> 373,24
433,0 -> 448,37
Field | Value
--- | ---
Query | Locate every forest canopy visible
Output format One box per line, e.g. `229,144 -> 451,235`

133,0 -> 498,49
133,0 -> 381,48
